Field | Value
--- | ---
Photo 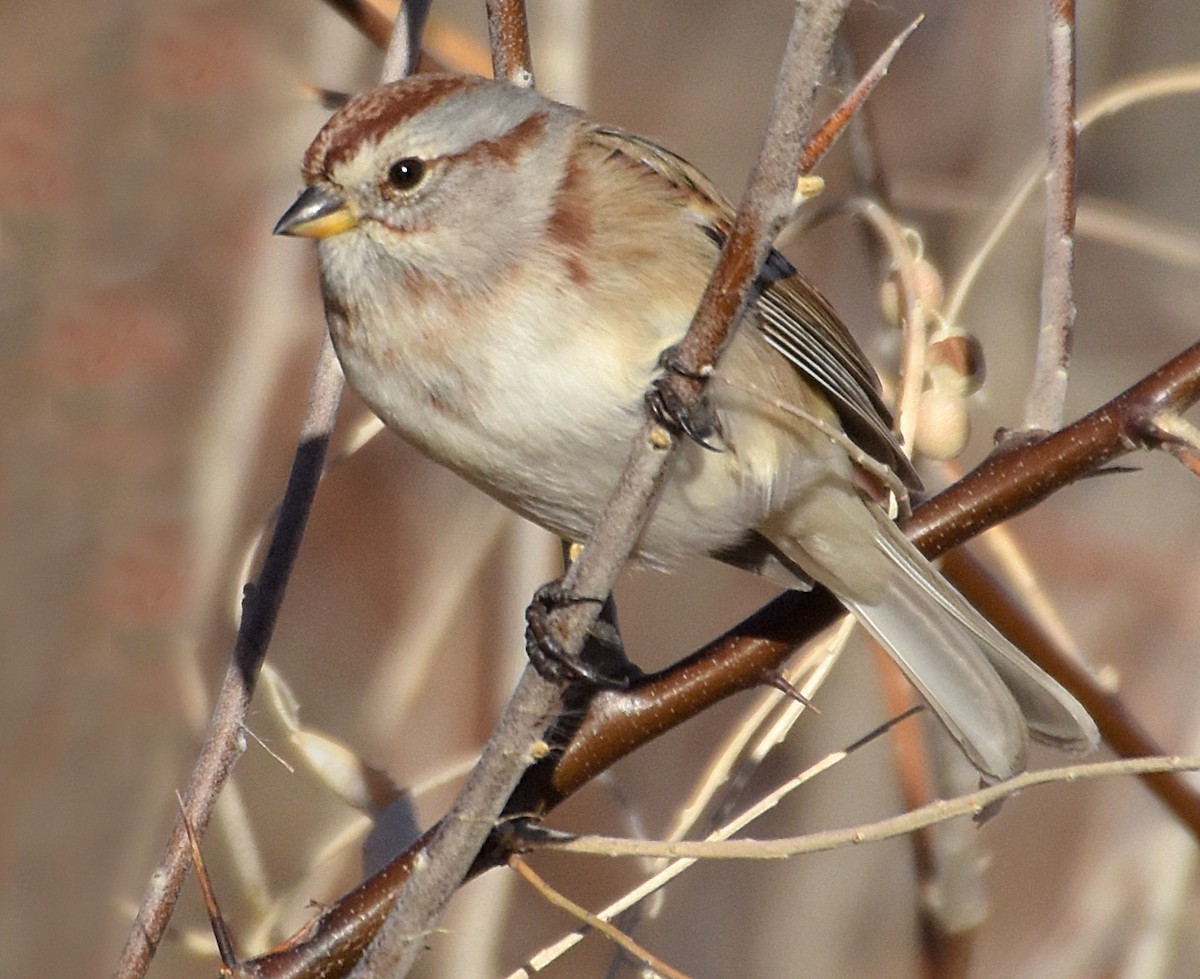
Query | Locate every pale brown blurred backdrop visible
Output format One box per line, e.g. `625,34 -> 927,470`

3,2 -> 1200,977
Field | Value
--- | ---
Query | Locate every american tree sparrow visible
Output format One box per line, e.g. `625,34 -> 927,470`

275,74 -> 1097,780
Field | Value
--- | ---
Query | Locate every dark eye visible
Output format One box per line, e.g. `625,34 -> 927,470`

386,157 -> 426,191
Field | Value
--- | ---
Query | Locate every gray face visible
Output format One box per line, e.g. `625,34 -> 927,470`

304,75 -> 583,287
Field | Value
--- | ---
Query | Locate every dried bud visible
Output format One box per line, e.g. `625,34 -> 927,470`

927,331 -> 986,395
915,387 -> 971,461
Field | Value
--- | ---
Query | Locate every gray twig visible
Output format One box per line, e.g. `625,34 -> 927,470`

349,1 -> 852,977
112,0 -> 440,971
113,336 -> 344,979
1025,0 -> 1078,432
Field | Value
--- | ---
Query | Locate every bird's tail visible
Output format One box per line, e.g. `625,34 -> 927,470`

839,513 -> 1098,779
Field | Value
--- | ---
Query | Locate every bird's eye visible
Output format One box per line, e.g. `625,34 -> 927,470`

386,157 -> 426,192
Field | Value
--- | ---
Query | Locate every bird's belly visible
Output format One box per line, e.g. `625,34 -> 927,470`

324,273 -> 832,570
333,331 -> 782,565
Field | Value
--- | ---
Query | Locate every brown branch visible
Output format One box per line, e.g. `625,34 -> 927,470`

1024,0 -> 1078,431
485,0 -> 535,85
545,340 -> 1200,811
799,15 -> 922,174
113,336 -> 344,979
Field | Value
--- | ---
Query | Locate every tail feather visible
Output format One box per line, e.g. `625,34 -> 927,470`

841,517 -> 1098,778
766,502 -> 1098,780
840,561 -> 1029,780
866,516 -> 1098,754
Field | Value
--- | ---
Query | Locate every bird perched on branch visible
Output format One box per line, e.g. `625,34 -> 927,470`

275,73 -> 1097,780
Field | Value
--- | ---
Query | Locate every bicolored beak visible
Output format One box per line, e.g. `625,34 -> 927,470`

273,185 -> 358,238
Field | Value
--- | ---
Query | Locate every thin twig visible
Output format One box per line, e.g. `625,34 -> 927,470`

380,0 -> 433,82
508,708 -> 918,976
113,337 -> 344,979
509,857 -> 693,979
1025,0 -> 1078,432
852,197 -> 929,454
486,0 -> 535,85
944,65 -> 1200,332
799,15 -> 923,174
177,793 -> 240,973
543,756 -> 1200,860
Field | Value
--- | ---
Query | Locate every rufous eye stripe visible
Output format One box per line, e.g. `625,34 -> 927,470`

302,74 -> 486,181
453,110 -> 549,167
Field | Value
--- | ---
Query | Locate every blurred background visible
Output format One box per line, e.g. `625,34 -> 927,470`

3,1 -> 1200,976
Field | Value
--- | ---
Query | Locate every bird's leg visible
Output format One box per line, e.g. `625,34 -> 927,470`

646,344 -> 724,451
525,584 -> 641,688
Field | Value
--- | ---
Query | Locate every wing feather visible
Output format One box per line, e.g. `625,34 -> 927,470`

585,124 -> 918,487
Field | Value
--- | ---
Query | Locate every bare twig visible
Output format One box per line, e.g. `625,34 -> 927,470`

1025,0 -> 1078,432
508,708 -> 916,976
114,337 -> 344,979
486,0 -> 535,85
380,0 -> 433,82
799,15 -> 923,174
543,756 -> 1200,860
945,65 -> 1200,332
349,674 -> 566,979
509,857 -> 693,979
851,198 -> 930,453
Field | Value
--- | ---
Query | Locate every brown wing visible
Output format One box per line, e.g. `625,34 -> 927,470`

586,124 -> 919,489
754,259 -> 919,488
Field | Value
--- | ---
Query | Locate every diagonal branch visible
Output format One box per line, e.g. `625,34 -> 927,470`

545,340 -> 1200,815
113,3 -> 435,976
113,337 -> 344,979
348,2 -> 852,976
